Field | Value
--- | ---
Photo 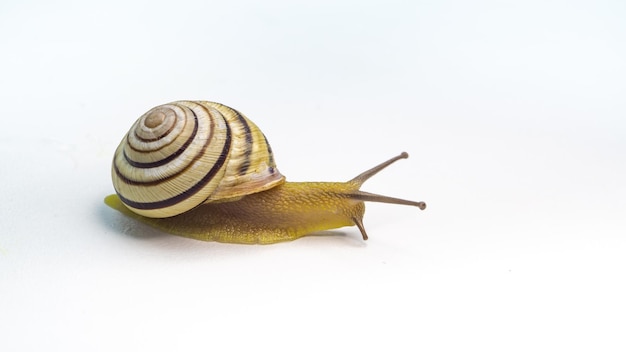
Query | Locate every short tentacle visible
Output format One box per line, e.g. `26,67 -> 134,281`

352,216 -> 368,240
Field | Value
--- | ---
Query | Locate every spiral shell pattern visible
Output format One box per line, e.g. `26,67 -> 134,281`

112,101 -> 285,218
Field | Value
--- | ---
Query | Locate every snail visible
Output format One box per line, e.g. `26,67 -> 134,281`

104,101 -> 426,244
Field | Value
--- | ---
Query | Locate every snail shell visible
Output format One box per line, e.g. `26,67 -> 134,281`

111,101 -> 285,218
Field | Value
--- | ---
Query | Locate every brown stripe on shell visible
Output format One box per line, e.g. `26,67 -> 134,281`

117,115 -> 232,210
123,110 -> 199,169
126,106 -> 189,152
132,116 -> 177,142
114,105 -> 215,185
229,107 -> 253,176
263,133 -> 276,171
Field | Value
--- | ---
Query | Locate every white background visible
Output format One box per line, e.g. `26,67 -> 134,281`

1,0 -> 625,351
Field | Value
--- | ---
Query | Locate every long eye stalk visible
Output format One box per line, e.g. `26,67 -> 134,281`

349,152 -> 427,241
349,152 -> 426,210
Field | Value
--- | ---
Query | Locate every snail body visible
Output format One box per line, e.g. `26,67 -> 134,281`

105,101 -> 426,244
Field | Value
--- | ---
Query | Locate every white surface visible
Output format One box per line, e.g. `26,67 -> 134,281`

1,0 -> 625,351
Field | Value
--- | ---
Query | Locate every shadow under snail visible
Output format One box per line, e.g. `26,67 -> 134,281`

104,101 -> 426,244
